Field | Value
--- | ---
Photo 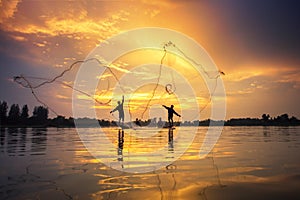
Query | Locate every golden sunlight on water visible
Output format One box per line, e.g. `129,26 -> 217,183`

0,126 -> 300,199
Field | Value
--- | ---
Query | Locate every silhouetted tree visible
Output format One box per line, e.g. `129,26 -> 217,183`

290,116 -> 298,122
276,113 -> 289,123
20,105 -> 29,122
0,101 -> 8,124
33,106 -> 48,121
261,113 -> 270,121
8,104 -> 20,124
289,116 -> 299,125
281,114 -> 289,121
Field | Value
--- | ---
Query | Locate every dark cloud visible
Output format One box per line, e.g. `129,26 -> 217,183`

217,0 -> 300,64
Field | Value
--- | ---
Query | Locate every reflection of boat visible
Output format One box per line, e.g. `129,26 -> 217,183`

118,124 -> 130,129
130,126 -> 175,130
131,126 -> 157,131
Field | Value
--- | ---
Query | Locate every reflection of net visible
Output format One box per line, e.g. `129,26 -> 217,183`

199,151 -> 226,199
14,42 -> 224,120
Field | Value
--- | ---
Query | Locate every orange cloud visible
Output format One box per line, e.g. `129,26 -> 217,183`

56,94 -> 70,100
0,0 -> 21,23
4,12 -> 128,39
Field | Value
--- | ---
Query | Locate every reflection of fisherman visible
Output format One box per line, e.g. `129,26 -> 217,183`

110,95 -> 124,125
168,129 -> 174,154
118,129 -> 124,164
162,105 -> 181,127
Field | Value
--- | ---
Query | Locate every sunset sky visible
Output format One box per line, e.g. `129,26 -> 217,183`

0,0 -> 299,120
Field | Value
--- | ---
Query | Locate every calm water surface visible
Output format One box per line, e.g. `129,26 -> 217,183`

0,126 -> 300,199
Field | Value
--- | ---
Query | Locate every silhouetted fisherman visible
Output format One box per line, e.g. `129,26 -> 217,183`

110,95 -> 124,125
135,118 -> 141,126
162,105 -> 181,127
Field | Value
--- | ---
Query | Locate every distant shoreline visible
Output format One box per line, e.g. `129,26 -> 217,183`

1,116 -> 300,128
1,123 -> 300,129
1,101 -> 300,128
2,116 -> 300,128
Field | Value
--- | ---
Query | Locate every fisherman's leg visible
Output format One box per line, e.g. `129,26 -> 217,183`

120,115 -> 124,126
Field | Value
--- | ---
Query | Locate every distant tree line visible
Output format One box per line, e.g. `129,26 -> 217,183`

0,100 -> 117,127
224,113 -> 300,126
1,100 -> 299,127
184,113 -> 300,126
0,100 -> 50,127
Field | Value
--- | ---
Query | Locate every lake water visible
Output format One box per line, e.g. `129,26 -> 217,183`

0,126 -> 300,200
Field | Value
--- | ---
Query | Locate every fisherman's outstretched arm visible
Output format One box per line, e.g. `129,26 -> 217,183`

174,111 -> 181,117
110,107 -> 117,113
